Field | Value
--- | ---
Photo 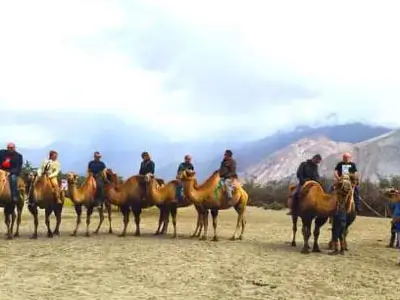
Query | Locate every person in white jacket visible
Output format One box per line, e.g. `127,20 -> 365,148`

37,150 -> 62,204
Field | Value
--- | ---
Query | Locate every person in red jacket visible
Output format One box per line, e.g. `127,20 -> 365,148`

0,142 -> 23,203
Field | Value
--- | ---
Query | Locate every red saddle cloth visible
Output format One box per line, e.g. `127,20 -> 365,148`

1,157 -> 11,169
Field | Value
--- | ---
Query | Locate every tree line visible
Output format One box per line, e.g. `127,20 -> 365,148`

20,160 -> 396,217
243,175 -> 399,217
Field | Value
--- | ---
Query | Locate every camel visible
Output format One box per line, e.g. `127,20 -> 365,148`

66,172 -> 112,236
0,170 -> 26,239
287,174 -> 355,254
177,169 -> 248,241
28,166 -> 64,238
144,173 -> 203,238
101,169 -> 166,237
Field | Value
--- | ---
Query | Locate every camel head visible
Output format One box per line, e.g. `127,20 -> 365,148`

101,168 -> 118,185
381,188 -> 400,203
66,172 -> 79,184
176,169 -> 196,181
333,174 -> 353,204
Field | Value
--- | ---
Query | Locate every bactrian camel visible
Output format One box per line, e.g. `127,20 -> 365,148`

287,174 -> 354,254
0,170 -> 26,239
66,172 -> 112,236
144,173 -> 203,238
177,169 -> 248,241
28,165 -> 64,238
101,169 -> 166,237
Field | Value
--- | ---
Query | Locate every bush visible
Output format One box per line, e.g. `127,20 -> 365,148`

244,176 -> 400,217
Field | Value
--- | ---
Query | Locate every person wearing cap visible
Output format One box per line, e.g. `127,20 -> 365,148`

36,150 -> 62,204
218,150 -> 237,205
0,142 -> 23,203
334,152 -> 360,212
87,151 -> 107,206
139,152 -> 155,175
175,155 -> 194,200
289,154 -> 322,215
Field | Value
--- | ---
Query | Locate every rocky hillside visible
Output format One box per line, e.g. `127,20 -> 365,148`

319,130 -> 400,183
243,135 -> 353,184
244,129 -> 400,184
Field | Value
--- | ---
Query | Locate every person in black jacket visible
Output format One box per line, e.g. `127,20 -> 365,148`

87,151 -> 107,206
218,150 -> 237,205
289,154 -> 322,215
139,152 -> 155,175
0,142 -> 23,203
175,154 -> 194,201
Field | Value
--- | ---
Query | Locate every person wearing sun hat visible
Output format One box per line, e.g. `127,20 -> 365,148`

0,142 -> 23,203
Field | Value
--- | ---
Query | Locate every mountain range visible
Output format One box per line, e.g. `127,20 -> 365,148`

2,119 -> 394,182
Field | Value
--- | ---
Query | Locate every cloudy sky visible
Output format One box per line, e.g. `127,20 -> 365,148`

0,0 -> 399,148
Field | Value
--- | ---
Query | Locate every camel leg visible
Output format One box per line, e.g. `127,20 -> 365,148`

105,200 -> 113,234
132,206 -> 142,236
170,204 -> 177,238
28,203 -> 39,239
3,203 -> 14,240
200,210 -> 209,240
118,205 -> 129,237
231,204 -> 246,240
312,217 -> 328,252
211,209 -> 219,241
161,206 -> 170,235
93,205 -> 105,234
300,217 -> 312,254
291,214 -> 298,246
53,203 -> 62,236
191,206 -> 202,237
85,206 -> 94,237
45,207 -> 53,238
71,204 -> 82,236
154,205 -> 164,235
14,202 -> 23,238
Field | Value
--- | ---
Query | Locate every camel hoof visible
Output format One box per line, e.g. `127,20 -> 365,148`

230,236 -> 236,241
53,231 -> 60,236
134,233 -> 141,237
312,247 -> 321,253
92,230 -> 99,235
85,233 -> 91,237
47,233 -> 53,238
199,236 -> 207,241
70,232 -> 77,237
291,241 -> 296,247
154,232 -> 160,236
30,234 -> 38,239
300,248 -> 310,254
118,233 -> 126,237
172,235 -> 177,239
108,229 -> 113,234
212,236 -> 218,242
13,233 -> 19,238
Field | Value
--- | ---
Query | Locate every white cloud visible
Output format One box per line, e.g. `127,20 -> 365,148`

0,0 -> 399,146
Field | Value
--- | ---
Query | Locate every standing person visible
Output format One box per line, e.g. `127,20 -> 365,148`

0,142 -> 23,203
218,149 -> 237,205
334,153 -> 361,212
288,154 -> 322,215
392,201 -> 400,264
388,201 -> 400,248
176,154 -> 194,200
87,151 -> 107,206
139,152 -> 155,175
37,150 -> 62,204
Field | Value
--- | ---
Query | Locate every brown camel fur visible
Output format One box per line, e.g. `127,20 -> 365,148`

0,170 -> 26,239
28,166 -> 64,239
67,172 -> 112,236
287,174 -> 354,254
144,173 -> 203,238
177,169 -> 248,241
101,169 -> 166,237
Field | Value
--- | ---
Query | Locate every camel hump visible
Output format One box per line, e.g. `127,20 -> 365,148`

300,180 -> 322,196
168,179 -> 180,186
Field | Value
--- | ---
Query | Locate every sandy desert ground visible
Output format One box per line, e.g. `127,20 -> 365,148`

0,206 -> 399,300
